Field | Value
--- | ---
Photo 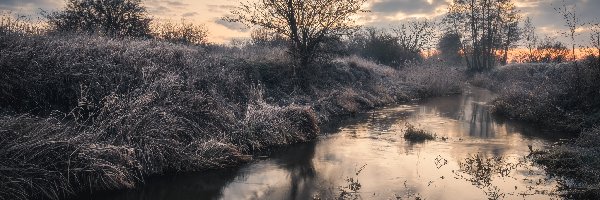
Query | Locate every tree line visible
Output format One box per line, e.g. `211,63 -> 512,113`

42,0 -> 208,45
15,0 -> 600,71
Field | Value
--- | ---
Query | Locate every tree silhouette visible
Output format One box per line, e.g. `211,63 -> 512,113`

438,31 -> 463,64
225,0 -> 367,69
46,0 -> 151,37
522,17 -> 538,62
554,0 -> 582,61
444,0 -> 521,71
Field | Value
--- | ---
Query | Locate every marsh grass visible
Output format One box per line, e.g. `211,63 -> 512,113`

402,123 -> 435,142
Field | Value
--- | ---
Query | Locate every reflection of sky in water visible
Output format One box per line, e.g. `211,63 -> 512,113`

85,87 -> 571,200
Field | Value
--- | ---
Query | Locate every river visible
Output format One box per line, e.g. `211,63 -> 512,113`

82,86 -> 572,200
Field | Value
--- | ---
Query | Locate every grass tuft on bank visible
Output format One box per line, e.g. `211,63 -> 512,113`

403,123 -> 436,142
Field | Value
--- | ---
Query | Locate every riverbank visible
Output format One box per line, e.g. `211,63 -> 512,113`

0,31 -> 465,200
471,61 -> 600,198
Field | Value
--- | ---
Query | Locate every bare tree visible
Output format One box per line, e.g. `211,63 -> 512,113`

251,28 -> 288,47
225,0 -> 367,68
554,0 -> 582,61
45,0 -> 151,37
522,17 -> 538,62
499,4 -> 521,65
392,19 -> 437,57
444,0 -> 522,71
589,20 -> 600,63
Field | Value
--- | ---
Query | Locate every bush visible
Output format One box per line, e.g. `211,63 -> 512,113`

151,19 -> 208,45
399,61 -> 465,97
347,28 -> 422,68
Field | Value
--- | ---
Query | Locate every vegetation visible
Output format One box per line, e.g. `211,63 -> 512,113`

437,31 -> 463,65
471,60 -> 600,197
225,0 -> 367,67
531,127 -> 600,199
3,0 -> 599,198
347,28 -> 421,67
403,123 -> 435,142
0,11 -> 465,198
45,0 -> 152,37
472,61 -> 600,131
151,19 -> 208,45
444,0 -> 521,71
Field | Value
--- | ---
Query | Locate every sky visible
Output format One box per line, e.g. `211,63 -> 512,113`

1,0 -> 599,44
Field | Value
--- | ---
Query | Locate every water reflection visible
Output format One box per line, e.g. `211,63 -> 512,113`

86,87 -> 572,200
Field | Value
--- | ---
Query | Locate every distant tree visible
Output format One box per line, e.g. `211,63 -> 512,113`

250,28 -> 288,47
554,0 -> 582,61
392,19 -> 437,56
152,19 -> 208,45
347,28 -> 421,68
499,5 -> 521,65
522,17 -> 538,62
444,0 -> 522,71
588,20 -> 600,63
532,37 -> 570,63
437,31 -> 463,64
46,0 -> 151,37
225,0 -> 368,69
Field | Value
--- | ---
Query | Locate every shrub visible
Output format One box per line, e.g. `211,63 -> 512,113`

151,19 -> 208,45
347,28 -> 422,68
399,61 -> 465,97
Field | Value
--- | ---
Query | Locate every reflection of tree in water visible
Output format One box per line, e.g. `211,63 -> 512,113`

454,154 -> 519,199
272,141 -> 318,200
468,103 -> 496,138
456,154 -> 519,188
81,167 -> 242,200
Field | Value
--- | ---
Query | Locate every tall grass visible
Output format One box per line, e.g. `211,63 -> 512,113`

0,23 -> 465,199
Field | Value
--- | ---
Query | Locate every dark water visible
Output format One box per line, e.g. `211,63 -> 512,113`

84,87 -> 572,200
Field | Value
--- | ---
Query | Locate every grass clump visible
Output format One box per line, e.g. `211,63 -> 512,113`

403,123 -> 435,142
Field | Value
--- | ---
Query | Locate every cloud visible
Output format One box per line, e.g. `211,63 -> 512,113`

0,0 -> 61,14
370,0 -> 448,16
181,12 -> 198,17
214,17 -> 248,32
207,4 -> 236,13
162,1 -> 188,7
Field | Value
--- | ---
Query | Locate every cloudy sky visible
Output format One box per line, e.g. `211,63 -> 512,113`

1,0 -> 599,44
